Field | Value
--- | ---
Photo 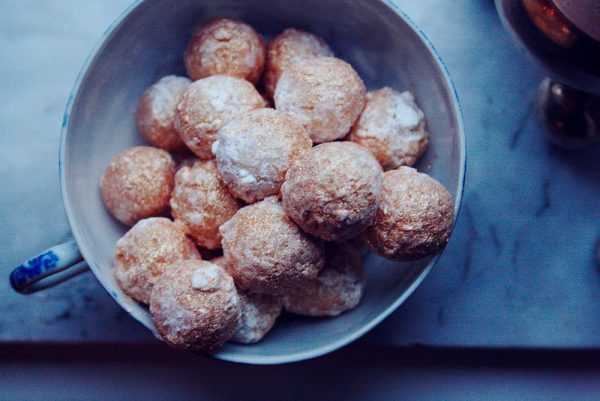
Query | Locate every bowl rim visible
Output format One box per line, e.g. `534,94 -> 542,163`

59,0 -> 466,365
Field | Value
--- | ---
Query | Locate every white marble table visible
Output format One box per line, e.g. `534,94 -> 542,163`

1,0 -> 599,348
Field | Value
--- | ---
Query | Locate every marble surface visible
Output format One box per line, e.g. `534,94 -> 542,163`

1,0 -> 599,347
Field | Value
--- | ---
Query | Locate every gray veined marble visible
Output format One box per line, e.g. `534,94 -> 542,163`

1,0 -> 599,348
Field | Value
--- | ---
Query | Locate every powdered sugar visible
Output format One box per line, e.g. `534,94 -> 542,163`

170,160 -> 241,249
211,140 -> 220,155
148,76 -> 191,115
191,265 -> 223,291
394,101 -> 421,129
362,167 -> 454,261
281,142 -> 383,242
215,108 -> 311,203
174,75 -> 265,159
100,146 -> 175,226
154,285 -> 196,336
113,217 -> 200,304
219,196 -> 325,295
149,260 -> 241,351
283,243 -> 365,317
136,76 -> 190,152
238,168 -> 257,184
130,216 -> 159,231
231,292 -> 282,344
348,87 -> 428,171
265,28 -> 333,98
184,18 -> 265,84
274,57 -> 365,143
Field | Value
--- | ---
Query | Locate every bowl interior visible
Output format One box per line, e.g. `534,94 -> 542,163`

62,0 -> 464,364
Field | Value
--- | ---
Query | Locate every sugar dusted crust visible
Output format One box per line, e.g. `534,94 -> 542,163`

214,108 -> 312,203
281,142 -> 383,242
149,260 -> 241,352
284,243 -> 365,317
137,75 -> 191,152
100,146 -> 175,226
362,167 -> 454,261
232,292 -> 282,344
184,17 -> 266,84
212,256 -> 283,344
175,75 -> 265,159
348,87 -> 429,171
113,217 -> 201,304
265,28 -> 333,99
274,56 -> 366,143
219,196 -> 325,295
171,160 -> 242,250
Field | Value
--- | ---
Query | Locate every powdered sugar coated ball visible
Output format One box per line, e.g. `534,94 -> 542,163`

362,167 -> 454,261
348,88 -> 429,171
136,75 -> 191,152
283,243 -> 365,317
220,196 -> 325,295
212,256 -> 282,344
170,160 -> 242,250
149,260 -> 241,352
214,108 -> 312,203
113,217 -> 201,304
281,142 -> 383,242
175,75 -> 265,159
100,146 -> 175,226
184,17 -> 265,84
274,56 -> 366,143
264,28 -> 333,99
232,292 -> 282,344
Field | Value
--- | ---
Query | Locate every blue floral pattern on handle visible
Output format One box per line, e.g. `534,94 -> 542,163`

9,240 -> 83,293
10,251 -> 60,290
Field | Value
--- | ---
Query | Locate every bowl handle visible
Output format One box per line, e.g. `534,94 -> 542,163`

9,239 -> 88,294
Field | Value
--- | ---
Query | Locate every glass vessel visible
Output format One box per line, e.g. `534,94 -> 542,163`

496,0 -> 600,148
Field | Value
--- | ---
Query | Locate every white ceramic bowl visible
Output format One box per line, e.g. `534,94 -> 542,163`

26,0 -> 465,364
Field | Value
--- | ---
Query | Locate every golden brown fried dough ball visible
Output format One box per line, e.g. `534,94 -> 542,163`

281,142 -> 383,242
175,75 -> 265,159
212,256 -> 282,344
184,17 -> 266,83
137,75 -> 191,152
348,88 -> 428,171
362,167 -> 454,261
232,292 -> 282,344
264,28 -> 333,99
100,146 -> 175,226
214,108 -> 312,203
283,243 -> 365,317
274,56 -> 365,143
220,197 -> 325,295
170,160 -> 242,250
149,260 -> 241,352
113,217 -> 201,304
